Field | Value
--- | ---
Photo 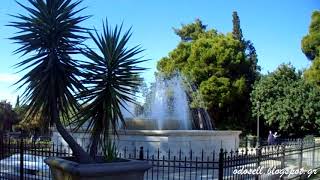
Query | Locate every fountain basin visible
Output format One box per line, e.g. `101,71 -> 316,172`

124,118 -> 182,130
52,129 -> 241,158
116,130 -> 241,157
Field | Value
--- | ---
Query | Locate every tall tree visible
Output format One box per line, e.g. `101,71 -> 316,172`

232,11 -> 260,84
302,11 -> 320,86
157,18 -> 259,131
232,11 -> 243,42
10,0 -> 93,163
251,64 -> 320,136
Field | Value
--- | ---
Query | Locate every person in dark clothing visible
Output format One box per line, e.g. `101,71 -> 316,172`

267,131 -> 274,145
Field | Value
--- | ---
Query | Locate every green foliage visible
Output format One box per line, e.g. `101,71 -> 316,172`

103,139 -> 118,162
73,20 -> 146,158
302,11 -> 320,61
15,105 -> 51,135
251,64 -> 320,136
14,96 -> 51,134
157,17 -> 259,130
304,135 -> 315,143
0,101 -> 19,131
232,11 -> 243,42
304,57 -> 320,86
302,11 -> 320,86
174,19 -> 208,41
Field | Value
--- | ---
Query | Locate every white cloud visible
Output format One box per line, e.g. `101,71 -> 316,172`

0,73 -> 19,83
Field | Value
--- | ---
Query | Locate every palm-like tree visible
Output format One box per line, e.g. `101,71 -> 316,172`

9,0 -> 93,162
74,20 -> 147,158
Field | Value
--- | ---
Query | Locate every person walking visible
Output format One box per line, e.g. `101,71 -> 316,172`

267,131 -> 274,145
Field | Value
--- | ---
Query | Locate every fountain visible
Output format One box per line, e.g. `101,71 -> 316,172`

51,73 -> 241,157
124,74 -> 191,130
113,73 -> 241,157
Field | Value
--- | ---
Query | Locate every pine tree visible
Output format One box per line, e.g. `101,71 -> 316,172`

174,18 -> 207,41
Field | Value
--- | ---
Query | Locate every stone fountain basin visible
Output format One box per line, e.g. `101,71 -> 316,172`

52,129 -> 241,159
123,118 -> 183,130
115,130 -> 241,157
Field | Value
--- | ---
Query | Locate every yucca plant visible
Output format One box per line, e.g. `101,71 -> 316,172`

103,138 -> 118,162
73,20 -> 147,158
9,0 -> 94,163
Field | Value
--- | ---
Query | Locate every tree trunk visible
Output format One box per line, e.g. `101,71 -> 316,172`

52,99 -> 94,163
55,119 -> 94,163
89,123 -> 102,159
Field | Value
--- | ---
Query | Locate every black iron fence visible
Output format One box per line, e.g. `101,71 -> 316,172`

122,139 -> 320,180
0,137 -> 320,179
0,138 -> 71,180
239,136 -> 315,148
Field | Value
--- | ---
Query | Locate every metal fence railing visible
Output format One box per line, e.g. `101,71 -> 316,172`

127,140 -> 320,180
0,138 -> 71,180
239,137 -> 312,148
0,137 -> 319,180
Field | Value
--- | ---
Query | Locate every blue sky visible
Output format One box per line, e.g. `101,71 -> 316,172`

0,0 -> 319,104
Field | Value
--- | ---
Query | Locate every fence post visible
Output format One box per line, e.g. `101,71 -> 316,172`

312,139 -> 316,168
245,137 -> 248,155
299,140 -> 303,169
277,144 -> 285,180
139,146 -> 144,160
255,147 -> 261,180
19,138 -> 24,180
218,148 -> 224,180
281,144 -> 285,169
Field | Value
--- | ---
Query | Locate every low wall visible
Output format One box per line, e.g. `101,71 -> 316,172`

52,130 -> 241,158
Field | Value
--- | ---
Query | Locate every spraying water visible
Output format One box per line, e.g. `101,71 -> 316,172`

121,71 -> 214,130
121,73 -> 192,130
148,74 -> 191,129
